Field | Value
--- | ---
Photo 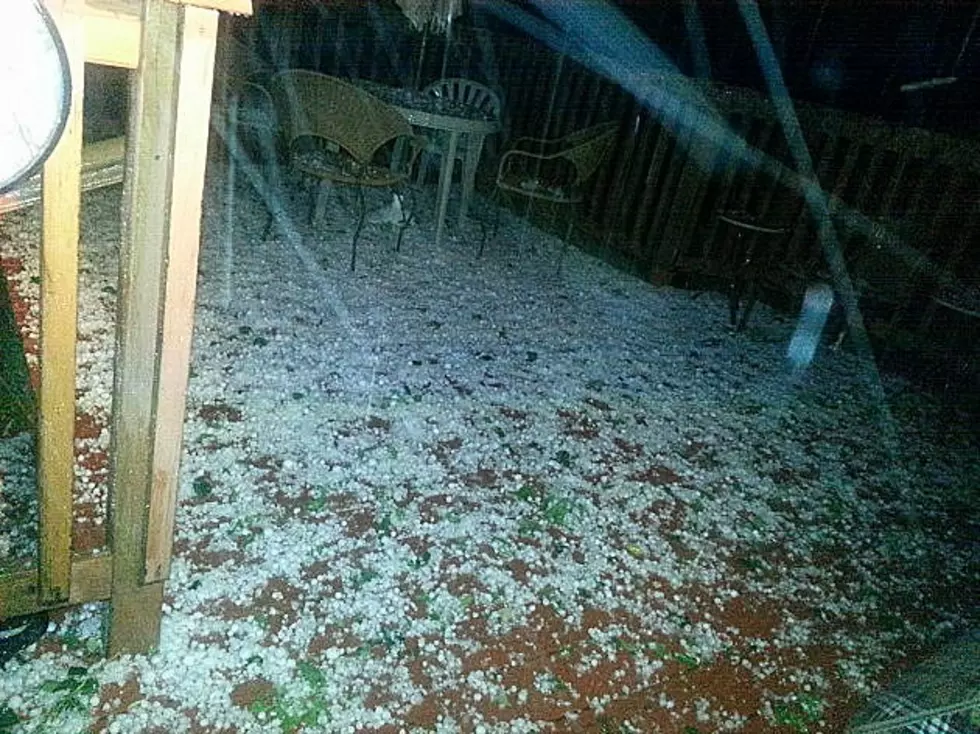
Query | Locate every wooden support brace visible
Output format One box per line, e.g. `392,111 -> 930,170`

0,554 -> 112,619
0,136 -> 126,216
144,2 -> 219,584
166,0 -> 251,15
107,0 -> 217,657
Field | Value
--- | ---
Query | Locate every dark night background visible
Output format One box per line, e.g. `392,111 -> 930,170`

541,0 -> 980,138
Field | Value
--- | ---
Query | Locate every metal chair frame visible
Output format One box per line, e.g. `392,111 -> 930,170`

491,121 -> 618,264
265,70 -> 426,270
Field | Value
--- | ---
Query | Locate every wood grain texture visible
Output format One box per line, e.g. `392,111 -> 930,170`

37,0 -> 85,607
144,4 -> 218,584
107,0 -> 181,657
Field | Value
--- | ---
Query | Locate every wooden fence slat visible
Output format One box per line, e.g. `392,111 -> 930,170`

641,95 -> 684,269
690,112 -> 747,264
37,0 -> 86,606
734,118 -> 777,214
782,128 -> 835,267
668,105 -> 733,263
607,102 -> 646,246
850,145 -> 886,216
626,111 -> 661,250
915,202 -> 980,336
877,151 -> 910,218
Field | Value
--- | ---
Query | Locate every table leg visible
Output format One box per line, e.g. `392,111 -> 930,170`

435,131 -> 459,247
457,133 -> 486,231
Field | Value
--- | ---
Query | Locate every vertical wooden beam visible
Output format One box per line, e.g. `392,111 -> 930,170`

108,0 -> 219,656
37,0 -> 85,606
144,4 -> 218,583
108,0 -> 181,656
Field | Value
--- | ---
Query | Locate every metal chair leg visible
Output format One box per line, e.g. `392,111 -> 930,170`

738,278 -> 760,331
350,187 -> 366,271
482,188 -> 504,258
557,212 -> 577,275
311,179 -> 330,226
395,187 -> 416,253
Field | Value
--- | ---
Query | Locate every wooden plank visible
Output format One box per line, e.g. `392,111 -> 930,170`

107,0 -> 181,657
632,112 -> 675,249
700,113 -> 750,261
648,97 -> 701,268
167,0 -> 251,15
79,0 -> 142,68
877,151 -> 910,217
783,129 -> 835,265
0,554 -> 112,618
36,0 -> 86,607
641,94 -> 684,269
144,4 -> 218,583
668,104 -> 729,260
69,553 -> 113,603
0,136 -> 126,215
0,570 -> 39,619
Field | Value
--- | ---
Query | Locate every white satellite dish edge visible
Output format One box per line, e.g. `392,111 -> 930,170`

0,0 -> 72,195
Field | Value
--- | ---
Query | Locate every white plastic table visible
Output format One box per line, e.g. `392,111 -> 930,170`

392,105 -> 499,246
354,81 -> 500,247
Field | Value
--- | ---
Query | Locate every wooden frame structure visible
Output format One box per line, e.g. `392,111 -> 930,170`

0,0 -> 251,656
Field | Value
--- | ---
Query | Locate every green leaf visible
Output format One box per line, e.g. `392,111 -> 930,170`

248,694 -> 277,714
542,496 -> 573,526
375,514 -> 393,535
192,475 -> 214,498
517,518 -> 540,536
297,661 -> 326,690
41,679 -> 73,693
0,705 -> 20,729
673,652 -> 701,669
514,484 -> 537,503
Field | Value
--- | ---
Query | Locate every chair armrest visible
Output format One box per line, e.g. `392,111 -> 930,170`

508,135 -> 569,156
495,148 -> 579,198
498,147 -> 572,167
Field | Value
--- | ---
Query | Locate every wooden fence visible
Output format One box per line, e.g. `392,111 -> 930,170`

235,4 -> 980,339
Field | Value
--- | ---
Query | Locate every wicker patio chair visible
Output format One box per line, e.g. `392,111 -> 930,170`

492,121 -> 618,263
265,70 -> 425,270
415,77 -> 502,185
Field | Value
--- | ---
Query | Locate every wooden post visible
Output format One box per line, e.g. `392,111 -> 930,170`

107,0 -> 218,656
37,0 -> 86,606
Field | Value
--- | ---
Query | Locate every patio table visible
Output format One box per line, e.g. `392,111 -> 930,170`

355,80 -> 500,247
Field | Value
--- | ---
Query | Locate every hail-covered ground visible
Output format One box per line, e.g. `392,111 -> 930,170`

0,167 -> 977,733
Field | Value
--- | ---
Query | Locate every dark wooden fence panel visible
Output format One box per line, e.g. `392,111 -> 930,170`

506,40 -> 977,287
